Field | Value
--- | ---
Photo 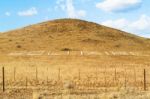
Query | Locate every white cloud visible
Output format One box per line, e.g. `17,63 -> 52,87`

56,0 -> 65,5
5,12 -> 11,16
129,15 -> 150,31
102,18 -> 128,29
55,0 -> 66,11
81,0 -> 92,3
56,0 -> 86,18
18,7 -> 38,16
101,15 -> 150,38
96,0 -> 142,12
43,16 -> 49,21
66,0 -> 76,18
77,10 -> 86,17
66,0 -> 86,18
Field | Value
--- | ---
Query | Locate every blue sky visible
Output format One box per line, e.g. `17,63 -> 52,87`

0,0 -> 150,38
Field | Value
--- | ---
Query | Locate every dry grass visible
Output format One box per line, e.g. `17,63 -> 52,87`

0,54 -> 150,98
0,19 -> 150,53
0,19 -> 150,98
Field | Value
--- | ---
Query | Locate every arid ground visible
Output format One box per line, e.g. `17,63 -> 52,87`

0,19 -> 150,99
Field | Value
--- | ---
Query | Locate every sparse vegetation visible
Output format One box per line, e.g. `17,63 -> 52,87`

115,44 -> 121,48
0,59 -> 150,98
16,45 -> 22,48
0,19 -> 150,98
9,39 -> 12,42
61,48 -> 71,51
0,19 -> 149,53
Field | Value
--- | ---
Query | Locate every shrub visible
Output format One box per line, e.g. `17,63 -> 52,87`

61,48 -> 71,51
115,44 -> 121,48
9,39 -> 12,42
16,45 -> 22,48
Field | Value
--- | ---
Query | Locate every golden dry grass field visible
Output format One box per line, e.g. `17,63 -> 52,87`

0,19 -> 150,99
0,51 -> 150,99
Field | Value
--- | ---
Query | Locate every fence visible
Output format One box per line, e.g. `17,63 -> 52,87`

0,66 -> 149,93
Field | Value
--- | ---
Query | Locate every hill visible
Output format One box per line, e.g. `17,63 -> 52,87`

0,19 -> 150,98
0,18 -> 150,53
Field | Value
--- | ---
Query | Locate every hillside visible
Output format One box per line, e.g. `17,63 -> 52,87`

0,19 -> 150,53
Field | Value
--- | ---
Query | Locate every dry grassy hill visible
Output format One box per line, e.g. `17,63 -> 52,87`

0,18 -> 150,53
0,19 -> 150,99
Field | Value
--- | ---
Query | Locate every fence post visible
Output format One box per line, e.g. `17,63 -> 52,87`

47,67 -> 49,85
114,67 -> 117,85
14,67 -> 16,82
124,69 -> 127,89
104,66 -> 107,92
144,69 -> 146,91
115,68 -> 117,80
78,69 -> 81,80
95,68 -> 98,80
26,76 -> 28,89
58,68 -> 61,81
134,67 -> 136,87
36,67 -> 38,82
2,67 -> 5,92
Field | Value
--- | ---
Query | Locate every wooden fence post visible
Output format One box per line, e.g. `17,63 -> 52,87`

47,67 -> 49,85
95,68 -> 98,80
14,67 -> 16,82
104,67 -> 107,92
2,67 -> 5,92
36,67 -> 38,82
134,67 -> 136,87
124,69 -> 127,89
114,67 -> 117,85
114,68 -> 117,80
144,69 -> 146,91
58,68 -> 61,81
26,76 -> 28,89
78,69 -> 81,80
